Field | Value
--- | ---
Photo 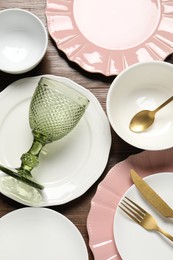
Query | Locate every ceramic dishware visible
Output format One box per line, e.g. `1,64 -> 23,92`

87,149 -> 173,260
0,8 -> 48,74
0,207 -> 88,260
0,77 -> 89,205
0,75 -> 111,207
45,0 -> 173,75
114,173 -> 173,260
106,61 -> 173,150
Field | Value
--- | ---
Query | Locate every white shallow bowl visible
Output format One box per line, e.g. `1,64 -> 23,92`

0,8 -> 48,74
107,61 -> 173,150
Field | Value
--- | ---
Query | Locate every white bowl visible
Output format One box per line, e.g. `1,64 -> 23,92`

106,61 -> 173,150
0,8 -> 48,74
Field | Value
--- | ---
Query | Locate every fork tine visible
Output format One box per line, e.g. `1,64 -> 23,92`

125,197 -> 147,215
119,197 -> 173,242
119,196 -> 148,223
120,201 -> 143,221
122,199 -> 144,219
119,205 -> 140,224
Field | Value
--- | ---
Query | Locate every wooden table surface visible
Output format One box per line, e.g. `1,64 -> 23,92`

0,1 -> 173,259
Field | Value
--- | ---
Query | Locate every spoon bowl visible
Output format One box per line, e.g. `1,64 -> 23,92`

129,110 -> 155,133
129,96 -> 173,133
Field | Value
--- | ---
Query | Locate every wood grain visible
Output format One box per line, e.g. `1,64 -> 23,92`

0,1 -> 173,259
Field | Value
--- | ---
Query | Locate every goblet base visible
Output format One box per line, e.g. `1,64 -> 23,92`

0,165 -> 44,190
0,176 -> 43,205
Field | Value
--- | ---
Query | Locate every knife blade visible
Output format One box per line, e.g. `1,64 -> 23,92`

130,169 -> 173,218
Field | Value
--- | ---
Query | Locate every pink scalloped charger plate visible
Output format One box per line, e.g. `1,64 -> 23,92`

87,148 -> 173,259
45,0 -> 173,76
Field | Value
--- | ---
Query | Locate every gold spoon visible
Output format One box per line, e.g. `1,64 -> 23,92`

129,95 -> 173,133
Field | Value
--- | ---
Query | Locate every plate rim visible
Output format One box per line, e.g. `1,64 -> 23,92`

0,207 -> 89,259
45,0 -> 173,76
0,75 -> 111,206
106,61 -> 173,150
113,172 -> 173,259
87,148 -> 173,259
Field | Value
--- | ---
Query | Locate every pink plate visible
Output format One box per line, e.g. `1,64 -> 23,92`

87,148 -> 173,259
45,0 -> 173,76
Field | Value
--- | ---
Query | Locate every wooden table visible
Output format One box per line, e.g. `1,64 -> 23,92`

0,1 -> 173,259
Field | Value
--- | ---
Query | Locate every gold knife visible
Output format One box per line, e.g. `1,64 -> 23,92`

130,169 -> 173,218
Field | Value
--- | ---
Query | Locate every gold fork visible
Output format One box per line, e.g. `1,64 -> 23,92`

119,197 -> 173,242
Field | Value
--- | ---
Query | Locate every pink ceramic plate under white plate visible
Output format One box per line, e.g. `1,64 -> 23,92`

114,173 -> 173,260
87,148 -> 173,259
45,0 -> 173,76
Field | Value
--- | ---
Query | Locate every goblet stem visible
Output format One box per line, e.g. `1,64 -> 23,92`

19,132 -> 46,175
0,131 -> 47,190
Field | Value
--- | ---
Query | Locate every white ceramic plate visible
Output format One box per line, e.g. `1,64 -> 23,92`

107,61 -> 173,150
87,149 -> 173,259
0,207 -> 88,260
0,75 -> 111,206
114,173 -> 173,260
45,0 -> 173,76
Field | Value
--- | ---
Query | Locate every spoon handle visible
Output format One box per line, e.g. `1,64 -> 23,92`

154,95 -> 173,113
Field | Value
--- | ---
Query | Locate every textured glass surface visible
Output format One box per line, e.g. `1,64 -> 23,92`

0,77 -> 89,203
29,78 -> 89,142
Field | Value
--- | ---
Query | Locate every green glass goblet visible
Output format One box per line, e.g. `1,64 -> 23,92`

0,77 -> 89,204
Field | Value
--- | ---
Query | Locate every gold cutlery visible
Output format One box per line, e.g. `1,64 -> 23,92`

129,96 -> 173,133
119,197 -> 173,241
130,169 -> 173,218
